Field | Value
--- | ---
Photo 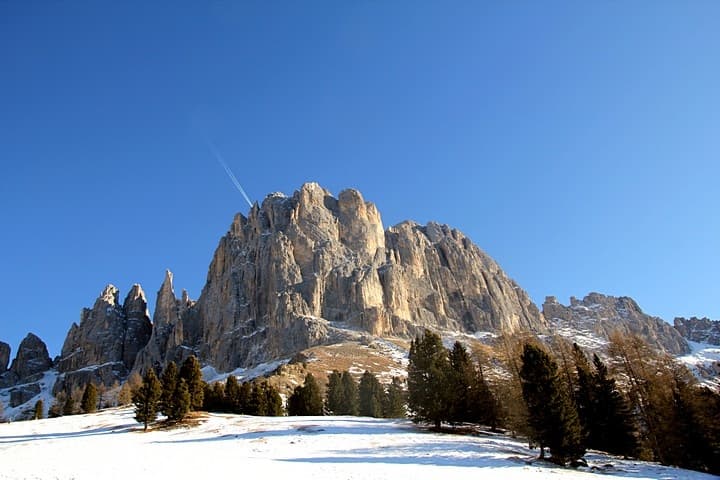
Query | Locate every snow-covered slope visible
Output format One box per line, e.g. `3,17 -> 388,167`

0,408 -> 714,480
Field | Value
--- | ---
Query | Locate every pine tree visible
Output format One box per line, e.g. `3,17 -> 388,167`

62,392 -> 75,416
160,361 -> 178,416
34,399 -> 44,420
340,371 -> 359,415
325,370 -> 345,415
263,383 -> 284,416
133,369 -> 162,431
382,377 -> 406,418
238,381 -> 252,414
287,373 -> 323,416
448,341 -> 475,424
225,375 -> 241,413
167,379 -> 191,421
407,330 -> 450,428
519,343 -> 585,465
80,383 -> 98,414
358,371 -> 384,418
179,355 -> 204,410
250,382 -> 267,415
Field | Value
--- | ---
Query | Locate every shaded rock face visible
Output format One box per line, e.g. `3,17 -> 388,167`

8,333 -> 53,381
543,293 -> 690,355
674,317 -> 720,346
56,285 -> 152,391
133,270 -> 195,374
189,183 -> 545,371
0,341 -> 9,373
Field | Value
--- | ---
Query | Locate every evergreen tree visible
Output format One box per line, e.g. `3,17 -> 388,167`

160,361 -> 178,416
447,341 -> 476,423
263,383 -> 284,416
62,392 -> 75,416
249,382 -> 267,415
34,399 -> 44,420
80,383 -> 98,414
238,382 -> 252,414
520,343 -> 585,465
407,330 -> 450,428
167,379 -> 191,421
589,354 -> 638,457
133,369 -> 162,431
179,355 -> 204,410
358,371 -> 384,418
472,366 -> 500,430
325,370 -> 345,415
340,371 -> 359,415
382,376 -> 406,418
225,375 -> 241,413
287,373 -> 323,416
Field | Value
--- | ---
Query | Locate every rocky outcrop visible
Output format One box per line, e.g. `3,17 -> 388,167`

0,333 -> 53,388
133,270 -> 195,373
190,183 -> 545,371
544,293 -> 690,355
55,284 -> 152,391
9,333 -> 53,380
0,341 -> 9,373
674,317 -> 720,345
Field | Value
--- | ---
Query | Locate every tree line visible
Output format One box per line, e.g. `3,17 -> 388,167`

406,329 -> 720,474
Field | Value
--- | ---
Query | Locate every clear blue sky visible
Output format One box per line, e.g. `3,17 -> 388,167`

1,2 -> 718,358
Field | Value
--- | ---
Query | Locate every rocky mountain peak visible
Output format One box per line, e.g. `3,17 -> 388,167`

0,341 -> 9,373
544,293 -> 690,354
188,183 -> 545,372
8,333 -> 52,381
674,317 -> 720,345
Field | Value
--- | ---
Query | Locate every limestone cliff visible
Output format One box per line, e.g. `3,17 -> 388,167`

0,341 -> 9,373
55,284 -> 152,391
187,183 -> 545,371
543,293 -> 690,355
674,317 -> 720,345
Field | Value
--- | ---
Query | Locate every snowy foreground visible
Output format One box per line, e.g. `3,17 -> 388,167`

0,408 -> 714,480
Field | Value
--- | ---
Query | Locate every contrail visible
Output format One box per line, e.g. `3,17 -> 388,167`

206,140 -> 253,208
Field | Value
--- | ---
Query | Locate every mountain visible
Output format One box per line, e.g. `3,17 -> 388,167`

1,183 -> 717,418
543,293 -> 690,355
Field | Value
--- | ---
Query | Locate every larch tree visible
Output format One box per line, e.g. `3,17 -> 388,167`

80,383 -> 98,414
34,399 -> 44,420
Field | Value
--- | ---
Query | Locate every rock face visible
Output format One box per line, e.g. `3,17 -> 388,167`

543,293 -> 690,355
674,317 -> 720,345
0,333 -> 53,388
133,270 -> 195,373
0,341 -> 9,373
56,284 -> 152,391
183,183 -> 545,372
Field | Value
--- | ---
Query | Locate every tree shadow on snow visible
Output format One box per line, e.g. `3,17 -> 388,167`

0,423 -> 137,444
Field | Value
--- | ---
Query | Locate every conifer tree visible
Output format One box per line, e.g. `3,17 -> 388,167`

325,370 -> 345,415
520,343 -> 585,465
119,372 -> 142,406
263,382 -> 284,416
250,382 -> 268,415
358,371 -> 384,418
167,378 -> 191,421
133,369 -> 162,431
225,375 -> 241,413
179,355 -> 204,410
340,371 -> 359,415
80,383 -> 98,414
382,376 -> 406,418
238,381 -> 252,414
287,373 -> 323,416
407,330 -> 450,428
160,361 -> 178,416
448,341 -> 476,423
63,392 -> 75,416
34,399 -> 44,420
